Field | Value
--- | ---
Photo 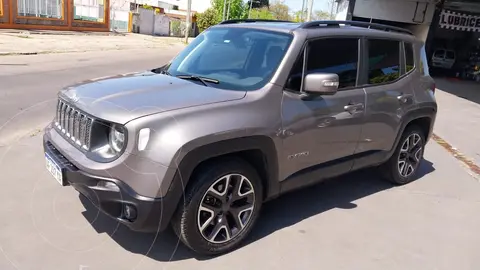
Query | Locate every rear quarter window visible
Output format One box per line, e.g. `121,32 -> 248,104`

405,43 -> 415,73
367,39 -> 401,85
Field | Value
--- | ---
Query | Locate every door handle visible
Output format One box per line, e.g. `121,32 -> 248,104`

397,93 -> 413,104
344,103 -> 364,113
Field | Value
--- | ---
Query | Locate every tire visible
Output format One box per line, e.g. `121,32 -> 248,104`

381,125 -> 426,185
171,158 -> 263,255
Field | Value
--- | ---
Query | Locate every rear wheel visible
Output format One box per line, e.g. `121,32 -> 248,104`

381,126 -> 425,185
171,158 -> 263,255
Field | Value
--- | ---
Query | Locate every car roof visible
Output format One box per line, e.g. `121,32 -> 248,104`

212,20 -> 418,43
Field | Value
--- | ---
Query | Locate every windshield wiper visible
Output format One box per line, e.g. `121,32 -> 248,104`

152,65 -> 172,76
176,75 -> 219,86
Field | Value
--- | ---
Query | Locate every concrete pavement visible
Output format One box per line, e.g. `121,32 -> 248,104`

0,133 -> 479,269
0,50 -> 480,269
433,78 -> 480,172
0,33 -> 184,55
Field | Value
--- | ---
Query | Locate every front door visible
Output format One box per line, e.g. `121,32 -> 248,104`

280,37 -> 366,186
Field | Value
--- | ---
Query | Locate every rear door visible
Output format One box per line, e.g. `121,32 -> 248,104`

444,50 -> 456,69
353,38 -> 416,169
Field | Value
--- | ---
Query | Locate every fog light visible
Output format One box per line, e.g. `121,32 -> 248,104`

97,181 -> 120,192
123,204 -> 137,221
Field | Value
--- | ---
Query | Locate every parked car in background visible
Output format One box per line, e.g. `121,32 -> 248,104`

431,48 -> 456,69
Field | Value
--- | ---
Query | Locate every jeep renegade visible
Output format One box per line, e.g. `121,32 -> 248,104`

43,20 -> 437,255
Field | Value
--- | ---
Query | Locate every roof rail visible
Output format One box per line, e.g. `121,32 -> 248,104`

219,19 -> 293,25
300,20 -> 413,35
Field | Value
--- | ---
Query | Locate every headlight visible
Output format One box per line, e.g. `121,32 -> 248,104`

109,124 -> 125,153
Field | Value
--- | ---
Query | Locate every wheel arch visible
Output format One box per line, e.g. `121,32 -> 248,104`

388,105 -> 436,159
172,135 -> 280,205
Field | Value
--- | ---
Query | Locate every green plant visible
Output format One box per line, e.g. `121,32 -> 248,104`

197,8 -> 219,32
212,0 -> 247,21
249,7 -> 275,20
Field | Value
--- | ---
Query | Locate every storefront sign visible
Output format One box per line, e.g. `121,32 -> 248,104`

439,10 -> 480,32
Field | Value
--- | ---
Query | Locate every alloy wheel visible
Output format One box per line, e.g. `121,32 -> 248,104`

397,133 -> 423,177
197,174 -> 255,244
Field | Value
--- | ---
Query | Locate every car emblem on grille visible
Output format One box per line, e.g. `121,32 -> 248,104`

69,93 -> 80,103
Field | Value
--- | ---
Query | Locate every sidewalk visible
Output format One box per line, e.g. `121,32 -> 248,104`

433,78 -> 480,170
0,32 -> 185,55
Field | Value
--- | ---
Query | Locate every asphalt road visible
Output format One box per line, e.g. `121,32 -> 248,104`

1,50 -> 480,270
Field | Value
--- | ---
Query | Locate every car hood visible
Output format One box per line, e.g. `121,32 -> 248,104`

59,71 -> 246,124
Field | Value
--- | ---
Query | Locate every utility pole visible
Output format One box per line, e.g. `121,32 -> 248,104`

300,0 -> 306,22
185,0 -> 191,43
222,0 -> 227,20
226,0 -> 231,20
248,0 -> 254,19
306,0 -> 313,22
329,0 -> 336,19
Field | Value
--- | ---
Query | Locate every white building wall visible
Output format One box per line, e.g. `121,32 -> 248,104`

405,24 -> 430,41
353,0 -> 436,25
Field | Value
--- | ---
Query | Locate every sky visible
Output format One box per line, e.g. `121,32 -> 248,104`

173,0 -> 331,13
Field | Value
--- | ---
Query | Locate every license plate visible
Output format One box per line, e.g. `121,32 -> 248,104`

45,153 -> 64,186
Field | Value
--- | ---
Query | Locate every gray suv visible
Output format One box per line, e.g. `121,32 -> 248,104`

43,20 -> 437,255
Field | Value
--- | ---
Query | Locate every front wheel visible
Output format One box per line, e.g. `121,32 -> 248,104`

381,126 -> 425,185
171,158 -> 263,255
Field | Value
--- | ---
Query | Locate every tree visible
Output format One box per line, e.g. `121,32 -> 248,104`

269,2 -> 290,21
312,10 -> 330,20
292,10 -> 307,22
249,7 -> 275,20
197,8 -> 219,32
247,0 -> 269,9
212,0 -> 247,21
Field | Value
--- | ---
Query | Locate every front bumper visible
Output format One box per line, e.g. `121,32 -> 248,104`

43,139 -> 178,232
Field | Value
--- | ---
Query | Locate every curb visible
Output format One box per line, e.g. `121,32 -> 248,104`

432,133 -> 480,179
0,52 -> 39,56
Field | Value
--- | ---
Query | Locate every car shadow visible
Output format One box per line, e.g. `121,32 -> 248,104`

434,77 -> 480,105
79,159 -> 435,262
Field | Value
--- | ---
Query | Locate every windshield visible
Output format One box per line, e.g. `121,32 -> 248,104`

433,50 -> 445,58
446,51 -> 455,60
166,27 -> 293,91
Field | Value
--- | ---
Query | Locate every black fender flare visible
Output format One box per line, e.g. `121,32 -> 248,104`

387,104 -> 437,160
166,135 -> 280,213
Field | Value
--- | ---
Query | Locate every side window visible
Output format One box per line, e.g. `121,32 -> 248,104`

307,38 -> 359,89
285,38 -> 359,91
433,49 -> 445,58
367,39 -> 400,85
405,43 -> 415,73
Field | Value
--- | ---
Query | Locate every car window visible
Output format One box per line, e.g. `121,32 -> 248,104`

197,43 -> 251,71
167,28 -> 292,91
405,43 -> 415,73
285,38 -> 359,91
434,50 -> 445,58
446,51 -> 455,60
367,39 -> 400,85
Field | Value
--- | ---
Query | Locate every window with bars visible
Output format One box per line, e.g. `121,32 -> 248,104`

74,0 -> 104,22
17,0 -> 62,19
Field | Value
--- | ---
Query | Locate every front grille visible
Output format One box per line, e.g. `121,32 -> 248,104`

54,99 -> 94,150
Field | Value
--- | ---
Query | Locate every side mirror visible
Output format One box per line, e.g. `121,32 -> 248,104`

303,73 -> 339,95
